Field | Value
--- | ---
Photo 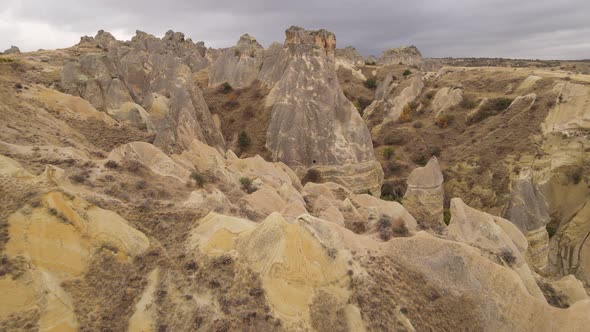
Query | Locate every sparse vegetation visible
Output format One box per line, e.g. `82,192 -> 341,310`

398,104 -> 412,123
380,180 -> 405,202
364,77 -> 378,89
443,208 -> 451,225
238,130 -> 251,150
239,177 -> 254,193
413,120 -> 423,128
364,61 -> 376,66
383,147 -> 395,160
190,169 -> 206,187
377,216 -> 393,241
221,82 -> 233,93
0,57 -> 15,63
403,69 -> 412,77
104,160 -> 120,169
499,248 -> 517,266
567,167 -> 583,184
460,97 -> 477,109
546,222 -> 558,238
435,114 -> 453,128
539,282 -> 570,308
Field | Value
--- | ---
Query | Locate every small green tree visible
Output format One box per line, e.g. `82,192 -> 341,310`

238,131 -> 251,150
403,69 -> 412,77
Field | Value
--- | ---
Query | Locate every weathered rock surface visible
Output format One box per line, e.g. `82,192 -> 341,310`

364,74 -> 424,126
378,45 -> 423,66
503,169 -> 551,270
447,198 -> 546,300
208,34 -> 264,88
403,156 -> 445,229
432,86 -> 463,119
263,26 -> 382,194
61,30 -> 225,153
543,82 -> 590,133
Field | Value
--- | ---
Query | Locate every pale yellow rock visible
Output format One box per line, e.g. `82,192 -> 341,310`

543,82 -> 590,133
35,87 -> 117,125
128,268 -> 160,332
109,142 -> 191,183
432,87 -> 463,119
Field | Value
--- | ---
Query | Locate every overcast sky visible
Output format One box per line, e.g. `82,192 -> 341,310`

1,0 -> 588,59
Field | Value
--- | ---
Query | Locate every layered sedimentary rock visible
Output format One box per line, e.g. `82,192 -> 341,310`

403,156 -> 445,229
61,30 -> 225,153
262,26 -> 383,194
378,45 -> 423,66
534,81 -> 590,283
208,34 -> 265,88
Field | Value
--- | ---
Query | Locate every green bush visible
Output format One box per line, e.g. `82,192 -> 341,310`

237,131 -> 251,149
239,177 -> 253,193
383,147 -> 395,160
443,208 -> 451,225
403,69 -> 412,77
190,169 -> 205,187
460,97 -> 477,109
364,61 -> 376,66
221,82 -> 233,93
364,77 -> 378,89
546,223 -> 558,238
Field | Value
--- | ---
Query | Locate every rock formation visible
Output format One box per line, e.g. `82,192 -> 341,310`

2,46 -> 21,54
378,45 -> 423,66
503,169 -> 551,270
208,34 -> 265,88
432,86 -> 463,119
61,30 -> 225,153
262,26 -> 383,194
403,156 -> 445,229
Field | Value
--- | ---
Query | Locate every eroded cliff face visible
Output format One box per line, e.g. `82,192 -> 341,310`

61,30 -> 225,153
263,26 -> 383,194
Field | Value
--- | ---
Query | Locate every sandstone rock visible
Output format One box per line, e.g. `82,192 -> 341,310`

61,30 -> 226,152
335,46 -> 365,66
107,102 -> 153,130
432,87 -> 463,119
543,82 -> 590,133
402,156 -> 445,229
548,274 -> 589,305
108,142 -> 191,183
447,198 -> 545,300
378,46 -> 422,66
95,30 -> 119,50
517,75 -> 542,92
208,34 -> 264,88
263,26 -> 382,194
364,74 -> 424,124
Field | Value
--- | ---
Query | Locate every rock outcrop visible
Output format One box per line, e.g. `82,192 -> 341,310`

263,26 -> 383,194
335,46 -> 365,65
403,156 -> 445,229
61,30 -> 225,153
503,169 -> 551,270
432,86 -> 463,119
208,34 -> 265,88
378,45 -> 423,66
3,46 -> 21,54
447,198 -> 546,300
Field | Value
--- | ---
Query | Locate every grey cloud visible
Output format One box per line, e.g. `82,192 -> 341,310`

1,0 -> 588,59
